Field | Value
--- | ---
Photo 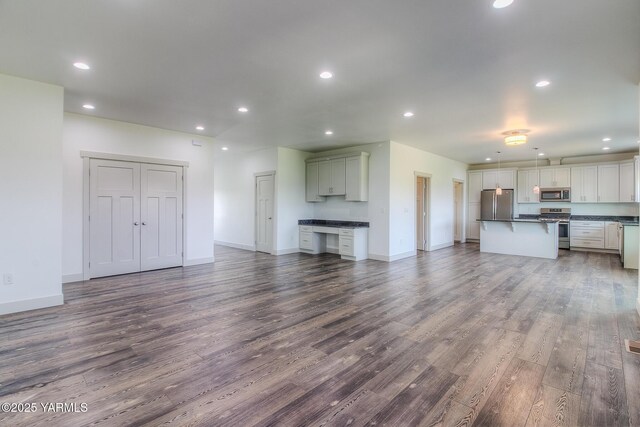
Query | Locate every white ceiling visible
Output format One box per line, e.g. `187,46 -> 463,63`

1,0 -> 639,163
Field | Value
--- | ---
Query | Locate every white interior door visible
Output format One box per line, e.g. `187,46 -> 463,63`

416,177 -> 425,250
255,174 -> 274,253
89,159 -> 141,278
141,164 -> 183,270
454,181 -> 463,242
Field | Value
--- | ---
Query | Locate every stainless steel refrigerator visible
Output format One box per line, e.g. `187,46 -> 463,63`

480,189 -> 514,220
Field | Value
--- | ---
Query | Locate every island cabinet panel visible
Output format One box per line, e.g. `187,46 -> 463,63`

597,164 -> 619,203
539,167 -> 570,188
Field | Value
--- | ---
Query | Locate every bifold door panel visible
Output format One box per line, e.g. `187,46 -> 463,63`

89,159 -> 183,278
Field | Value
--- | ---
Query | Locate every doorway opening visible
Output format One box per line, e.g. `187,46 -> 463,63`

453,180 -> 464,243
255,172 -> 275,254
416,174 -> 431,251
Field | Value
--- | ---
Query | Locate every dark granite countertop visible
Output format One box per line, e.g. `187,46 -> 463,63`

477,219 -> 559,224
517,215 -> 639,225
298,219 -> 370,228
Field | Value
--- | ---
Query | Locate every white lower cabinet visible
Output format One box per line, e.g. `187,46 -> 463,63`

604,221 -> 620,250
467,203 -> 481,240
570,221 -> 605,249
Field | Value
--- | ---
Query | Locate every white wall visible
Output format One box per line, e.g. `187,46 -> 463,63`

63,113 -> 216,280
310,142 -> 391,259
389,141 -> 468,259
0,74 -> 64,314
276,147 -> 314,254
214,147 -> 277,250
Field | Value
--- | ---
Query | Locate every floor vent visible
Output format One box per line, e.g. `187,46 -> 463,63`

625,339 -> 640,355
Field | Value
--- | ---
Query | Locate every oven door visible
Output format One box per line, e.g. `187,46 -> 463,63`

558,222 -> 570,249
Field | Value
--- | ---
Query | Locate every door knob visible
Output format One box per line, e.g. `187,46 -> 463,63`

134,222 -> 139,226
142,222 -> 147,226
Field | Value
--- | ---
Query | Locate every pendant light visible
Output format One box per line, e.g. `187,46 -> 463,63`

495,151 -> 503,195
532,148 -> 540,194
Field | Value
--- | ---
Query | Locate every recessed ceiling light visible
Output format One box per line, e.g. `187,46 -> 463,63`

602,137 -> 611,142
486,157 -> 492,161
325,130 -> 333,135
82,104 -> 95,110
221,147 -> 229,151
238,107 -> 249,113
539,152 -> 545,156
403,111 -> 414,118
73,62 -> 90,70
319,71 -> 333,79
535,80 -> 551,88
602,146 -> 611,151
196,126 -> 204,131
492,0 -> 514,9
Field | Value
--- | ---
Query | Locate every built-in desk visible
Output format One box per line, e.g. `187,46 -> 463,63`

298,220 -> 369,261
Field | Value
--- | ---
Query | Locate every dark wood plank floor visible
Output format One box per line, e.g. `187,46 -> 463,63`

1,243 -> 639,426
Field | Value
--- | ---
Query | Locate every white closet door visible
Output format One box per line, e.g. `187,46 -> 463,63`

90,159 -> 141,278
255,174 -> 274,253
140,164 -> 183,271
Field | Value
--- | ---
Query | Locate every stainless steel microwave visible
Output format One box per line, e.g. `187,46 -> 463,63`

540,188 -> 571,202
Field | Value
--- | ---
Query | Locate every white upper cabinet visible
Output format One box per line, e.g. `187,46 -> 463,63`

619,161 -> 636,202
468,171 -> 483,203
517,170 -> 540,203
482,169 -> 515,190
307,152 -> 368,202
345,153 -> 370,202
318,158 -> 346,196
571,165 -> 598,203
597,164 -> 619,203
539,167 -> 570,188
305,161 -> 325,202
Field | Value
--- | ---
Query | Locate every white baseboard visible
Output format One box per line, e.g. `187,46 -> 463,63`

274,248 -> 300,255
184,257 -> 215,267
368,250 -> 415,262
0,294 -> 64,316
214,240 -> 256,251
430,241 -> 454,251
62,273 -> 83,284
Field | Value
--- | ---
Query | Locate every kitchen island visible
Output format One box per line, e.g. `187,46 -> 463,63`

478,219 -> 559,259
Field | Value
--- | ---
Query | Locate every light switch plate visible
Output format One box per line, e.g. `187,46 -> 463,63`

3,273 -> 14,285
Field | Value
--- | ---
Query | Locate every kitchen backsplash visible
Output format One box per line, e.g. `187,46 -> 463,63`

517,202 -> 639,216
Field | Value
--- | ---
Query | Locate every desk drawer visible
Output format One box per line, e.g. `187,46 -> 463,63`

339,228 -> 354,237
339,236 -> 354,256
299,225 -> 313,232
299,231 -> 313,250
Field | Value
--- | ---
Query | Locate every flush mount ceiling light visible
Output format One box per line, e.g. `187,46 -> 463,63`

493,0 -> 514,8
195,125 -> 204,131
535,80 -> 551,88
325,130 -> 333,135
602,137 -> 611,142
319,71 -> 333,79
403,111 -> 414,118
221,147 -> 229,151
503,129 -> 530,146
602,146 -> 611,151
485,157 -> 492,161
237,107 -> 249,113
539,152 -> 545,156
82,104 -> 95,110
73,62 -> 90,70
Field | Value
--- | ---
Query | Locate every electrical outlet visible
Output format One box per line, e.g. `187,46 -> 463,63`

3,273 -> 14,286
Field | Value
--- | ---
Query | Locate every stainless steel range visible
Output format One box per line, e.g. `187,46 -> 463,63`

540,208 -> 571,249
